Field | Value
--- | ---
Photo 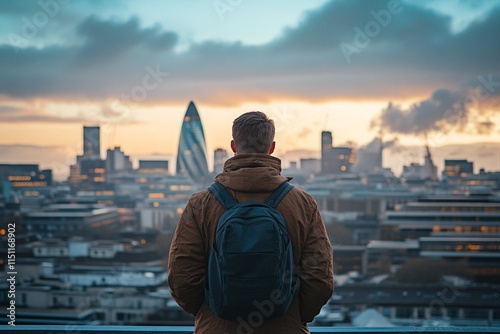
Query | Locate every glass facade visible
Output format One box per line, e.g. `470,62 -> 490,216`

176,101 -> 210,185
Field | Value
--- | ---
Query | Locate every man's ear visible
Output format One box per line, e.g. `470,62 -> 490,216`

231,140 -> 237,154
269,141 -> 275,155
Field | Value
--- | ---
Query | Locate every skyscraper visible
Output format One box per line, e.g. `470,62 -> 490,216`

176,101 -> 210,184
321,131 -> 333,174
321,131 -> 355,174
443,159 -> 474,178
83,126 -> 101,159
106,146 -> 132,173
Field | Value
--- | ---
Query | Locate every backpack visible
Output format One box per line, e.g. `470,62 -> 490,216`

205,181 -> 299,321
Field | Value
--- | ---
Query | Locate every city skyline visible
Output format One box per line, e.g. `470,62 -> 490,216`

2,110 -> 500,181
1,1 -> 500,179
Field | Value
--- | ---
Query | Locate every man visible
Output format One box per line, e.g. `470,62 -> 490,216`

168,111 -> 334,333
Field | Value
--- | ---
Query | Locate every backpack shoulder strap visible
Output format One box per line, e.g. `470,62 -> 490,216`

264,182 -> 294,208
208,182 -> 239,210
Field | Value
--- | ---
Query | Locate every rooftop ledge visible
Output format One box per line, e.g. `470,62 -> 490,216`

2,326 -> 500,333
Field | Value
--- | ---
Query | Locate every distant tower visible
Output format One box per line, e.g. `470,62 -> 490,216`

424,145 -> 438,181
106,146 -> 132,173
83,126 -> 101,159
424,134 -> 438,181
321,131 -> 333,174
176,101 -> 210,184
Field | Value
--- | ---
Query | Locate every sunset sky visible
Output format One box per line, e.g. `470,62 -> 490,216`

1,0 -> 500,179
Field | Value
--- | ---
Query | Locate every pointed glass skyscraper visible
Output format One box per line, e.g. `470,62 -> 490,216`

176,101 -> 210,184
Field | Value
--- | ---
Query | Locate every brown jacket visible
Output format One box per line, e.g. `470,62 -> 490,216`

168,154 -> 334,334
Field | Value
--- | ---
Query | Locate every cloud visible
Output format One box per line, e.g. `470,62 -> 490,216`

375,89 -> 465,135
0,102 -> 141,124
0,15 -> 177,100
0,0 -> 499,109
373,74 -> 500,136
75,16 -> 177,67
476,120 -> 495,135
360,137 -> 399,153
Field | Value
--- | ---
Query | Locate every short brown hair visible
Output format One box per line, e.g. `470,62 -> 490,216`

232,111 -> 275,154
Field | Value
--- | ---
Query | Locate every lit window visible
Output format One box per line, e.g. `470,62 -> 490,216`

467,244 -> 481,251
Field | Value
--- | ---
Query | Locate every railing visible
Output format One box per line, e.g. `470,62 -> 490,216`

2,326 -> 500,333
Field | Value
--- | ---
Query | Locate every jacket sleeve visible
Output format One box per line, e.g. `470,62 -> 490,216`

168,197 -> 206,316
298,206 -> 334,322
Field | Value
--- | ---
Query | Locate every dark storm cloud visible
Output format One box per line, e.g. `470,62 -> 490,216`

0,15 -> 177,100
76,16 -> 177,66
374,73 -> 500,136
377,89 -> 465,135
0,0 -> 499,108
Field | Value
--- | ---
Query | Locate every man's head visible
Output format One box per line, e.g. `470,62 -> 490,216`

231,111 -> 276,155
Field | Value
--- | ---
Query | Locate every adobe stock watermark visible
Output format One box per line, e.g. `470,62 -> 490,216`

269,106 -> 294,134
339,0 -> 403,64
213,0 -> 244,21
231,288 -> 291,334
8,0 -> 71,54
64,270 -> 138,332
230,249 -> 330,334
399,280 -> 466,331
117,64 -> 169,110
102,64 -> 169,134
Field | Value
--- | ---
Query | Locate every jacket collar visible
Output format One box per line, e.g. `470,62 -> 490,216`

214,154 -> 288,193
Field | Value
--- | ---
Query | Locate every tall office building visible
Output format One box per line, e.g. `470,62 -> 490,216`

321,131 -> 333,174
83,126 -> 101,159
331,147 -> 355,174
176,101 -> 210,184
106,147 -> 132,173
443,159 -> 474,178
321,131 -> 355,174
70,126 -> 106,188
